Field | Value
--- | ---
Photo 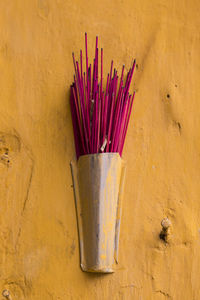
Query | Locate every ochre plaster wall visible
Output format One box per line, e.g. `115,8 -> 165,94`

0,0 -> 200,299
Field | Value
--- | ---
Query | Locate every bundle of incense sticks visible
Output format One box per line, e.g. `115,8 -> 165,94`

70,33 -> 136,159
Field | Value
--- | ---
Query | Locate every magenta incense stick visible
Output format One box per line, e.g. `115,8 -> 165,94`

70,34 -> 136,159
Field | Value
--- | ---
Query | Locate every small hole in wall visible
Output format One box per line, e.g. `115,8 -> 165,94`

159,231 -> 166,241
167,94 -> 170,99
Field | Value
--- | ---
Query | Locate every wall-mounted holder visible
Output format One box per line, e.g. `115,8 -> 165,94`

71,153 -> 126,273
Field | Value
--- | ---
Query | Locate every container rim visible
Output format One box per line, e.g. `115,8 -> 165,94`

77,152 -> 123,162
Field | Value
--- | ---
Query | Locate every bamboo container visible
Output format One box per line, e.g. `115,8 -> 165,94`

71,153 -> 126,273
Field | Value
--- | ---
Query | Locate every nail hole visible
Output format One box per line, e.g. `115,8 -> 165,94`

2,289 -> 11,299
160,218 -> 171,243
159,232 -> 166,241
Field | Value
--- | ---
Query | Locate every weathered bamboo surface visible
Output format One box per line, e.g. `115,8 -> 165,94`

0,0 -> 200,299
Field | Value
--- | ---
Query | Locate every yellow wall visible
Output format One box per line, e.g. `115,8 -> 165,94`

0,0 -> 200,299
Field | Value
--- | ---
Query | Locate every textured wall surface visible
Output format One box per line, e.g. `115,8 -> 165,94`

0,0 -> 200,299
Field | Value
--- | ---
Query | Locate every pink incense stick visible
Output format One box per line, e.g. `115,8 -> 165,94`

70,34 -> 136,159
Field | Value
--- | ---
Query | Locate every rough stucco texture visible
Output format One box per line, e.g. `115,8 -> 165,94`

0,0 -> 200,299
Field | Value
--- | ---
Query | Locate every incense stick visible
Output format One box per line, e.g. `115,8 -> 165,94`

70,34 -> 136,159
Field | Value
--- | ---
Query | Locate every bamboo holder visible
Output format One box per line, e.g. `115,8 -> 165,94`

71,153 -> 126,273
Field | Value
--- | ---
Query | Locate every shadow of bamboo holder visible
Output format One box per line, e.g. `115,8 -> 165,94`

71,153 -> 126,273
